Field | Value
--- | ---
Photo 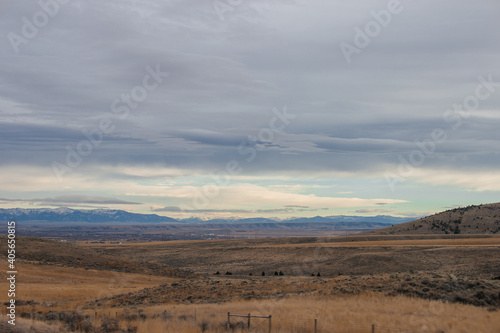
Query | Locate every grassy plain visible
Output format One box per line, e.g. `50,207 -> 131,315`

84,236 -> 500,278
0,260 -> 172,307
1,235 -> 499,332
82,294 -> 500,333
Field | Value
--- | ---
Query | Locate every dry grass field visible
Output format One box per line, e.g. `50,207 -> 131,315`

1,235 -> 499,332
75,294 -> 500,332
0,260 -> 172,307
84,236 -> 500,278
4,294 -> 499,333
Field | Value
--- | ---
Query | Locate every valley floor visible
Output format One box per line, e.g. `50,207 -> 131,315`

1,235 -> 499,332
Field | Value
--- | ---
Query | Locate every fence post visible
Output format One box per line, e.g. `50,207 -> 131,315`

227,312 -> 230,328
248,313 -> 251,329
314,318 -> 317,333
372,324 -> 375,333
269,315 -> 272,333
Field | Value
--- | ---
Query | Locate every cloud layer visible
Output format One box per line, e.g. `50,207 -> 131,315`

1,0 -> 499,217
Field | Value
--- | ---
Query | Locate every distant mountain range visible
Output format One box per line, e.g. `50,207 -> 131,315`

0,207 -> 417,224
0,208 -> 176,223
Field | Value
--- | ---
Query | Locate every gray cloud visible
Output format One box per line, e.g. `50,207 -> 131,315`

354,208 -> 425,218
0,195 -> 141,206
1,0 -> 500,215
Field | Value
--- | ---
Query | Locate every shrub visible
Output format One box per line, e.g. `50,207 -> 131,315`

200,320 -> 209,332
100,318 -> 122,333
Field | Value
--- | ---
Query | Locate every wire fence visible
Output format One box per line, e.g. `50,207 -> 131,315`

14,307 -> 443,332
227,313 -> 271,332
223,312 -> 422,333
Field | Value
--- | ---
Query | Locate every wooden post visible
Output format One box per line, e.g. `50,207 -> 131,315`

227,312 -> 230,328
269,315 -> 272,333
248,313 -> 251,329
314,318 -> 317,333
195,308 -> 197,323
372,324 -> 375,333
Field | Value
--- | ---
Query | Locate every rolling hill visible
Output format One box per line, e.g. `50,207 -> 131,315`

0,235 -> 191,278
368,202 -> 500,235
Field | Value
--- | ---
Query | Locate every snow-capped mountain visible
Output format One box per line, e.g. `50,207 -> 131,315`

0,208 -> 177,223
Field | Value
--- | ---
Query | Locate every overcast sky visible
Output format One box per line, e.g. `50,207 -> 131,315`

1,0 -> 499,219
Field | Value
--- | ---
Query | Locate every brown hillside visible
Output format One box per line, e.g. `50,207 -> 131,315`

368,202 -> 500,235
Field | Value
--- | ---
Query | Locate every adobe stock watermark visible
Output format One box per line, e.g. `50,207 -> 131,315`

51,65 -> 169,181
180,106 -> 296,211
213,0 -> 244,21
7,0 -> 71,54
6,221 -> 17,326
385,74 -> 500,192
340,0 -> 407,64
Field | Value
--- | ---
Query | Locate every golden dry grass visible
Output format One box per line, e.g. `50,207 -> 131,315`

84,236 -> 500,278
81,236 -> 500,250
80,293 -> 500,333
2,236 -> 499,332
0,317 -> 65,332
0,260 -> 174,311
257,237 -> 500,248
